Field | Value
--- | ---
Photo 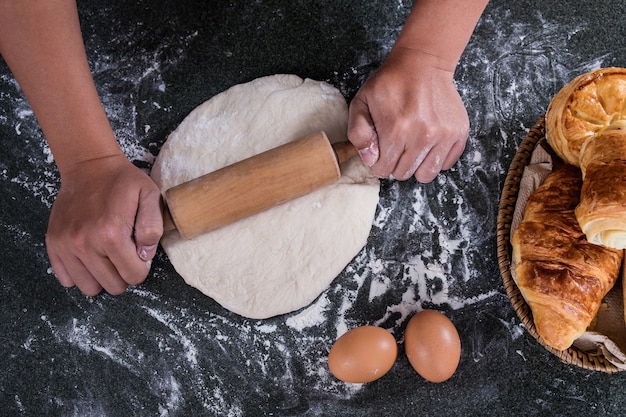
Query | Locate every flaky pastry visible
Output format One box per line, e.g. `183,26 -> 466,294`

546,67 -> 626,167
575,130 -> 626,248
512,164 -> 623,351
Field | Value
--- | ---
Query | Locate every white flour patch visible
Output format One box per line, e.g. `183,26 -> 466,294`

142,306 -> 199,366
369,276 -> 391,301
285,294 -> 331,331
255,323 -> 278,334
499,317 -> 526,341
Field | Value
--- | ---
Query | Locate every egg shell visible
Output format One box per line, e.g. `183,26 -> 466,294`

327,326 -> 397,383
404,310 -> 461,383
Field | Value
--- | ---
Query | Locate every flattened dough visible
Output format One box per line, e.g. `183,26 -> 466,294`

152,74 -> 380,319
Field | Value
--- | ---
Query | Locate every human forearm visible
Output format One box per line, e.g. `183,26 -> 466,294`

393,0 -> 489,71
0,0 -> 163,296
0,0 -> 122,175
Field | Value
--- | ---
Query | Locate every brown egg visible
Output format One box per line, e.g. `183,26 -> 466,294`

404,310 -> 461,383
327,326 -> 397,383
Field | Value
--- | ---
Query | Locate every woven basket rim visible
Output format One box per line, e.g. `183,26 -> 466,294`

496,116 -> 622,373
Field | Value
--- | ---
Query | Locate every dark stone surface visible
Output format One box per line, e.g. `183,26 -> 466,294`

2,0 -> 626,415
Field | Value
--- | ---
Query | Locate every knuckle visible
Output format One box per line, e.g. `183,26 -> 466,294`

125,269 -> 148,286
82,283 -> 104,297
69,234 -> 92,256
98,219 -> 130,247
135,223 -> 163,243
372,164 -> 392,179
106,283 -> 128,296
414,166 -> 439,183
417,125 -> 439,146
348,124 -> 377,145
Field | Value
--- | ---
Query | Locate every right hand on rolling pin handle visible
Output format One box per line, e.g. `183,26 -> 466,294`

347,50 -> 470,183
347,0 -> 488,183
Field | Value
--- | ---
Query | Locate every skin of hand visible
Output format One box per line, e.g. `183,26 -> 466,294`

0,0 -> 163,295
348,0 -> 489,183
46,155 -> 163,296
349,49 -> 469,183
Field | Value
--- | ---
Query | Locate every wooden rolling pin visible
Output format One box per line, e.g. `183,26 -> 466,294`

162,131 -> 358,239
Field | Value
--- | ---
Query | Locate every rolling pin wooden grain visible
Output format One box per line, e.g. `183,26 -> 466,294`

162,131 -> 358,239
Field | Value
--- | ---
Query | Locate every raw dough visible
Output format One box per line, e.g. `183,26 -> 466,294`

151,74 -> 380,319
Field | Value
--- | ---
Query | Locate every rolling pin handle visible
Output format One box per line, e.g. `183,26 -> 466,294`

162,206 -> 176,233
332,141 -> 358,164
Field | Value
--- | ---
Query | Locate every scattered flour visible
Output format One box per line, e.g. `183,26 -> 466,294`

285,295 -> 331,331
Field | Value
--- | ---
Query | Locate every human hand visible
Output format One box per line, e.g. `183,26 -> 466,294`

348,48 -> 470,183
45,155 -> 163,296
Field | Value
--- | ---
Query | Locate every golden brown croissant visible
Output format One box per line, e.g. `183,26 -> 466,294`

546,67 -> 626,249
576,130 -> 626,248
512,164 -> 623,351
546,67 -> 626,167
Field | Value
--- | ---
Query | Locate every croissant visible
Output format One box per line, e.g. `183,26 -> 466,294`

511,164 -> 623,351
546,67 -> 626,167
575,130 -> 626,248
546,67 -> 626,249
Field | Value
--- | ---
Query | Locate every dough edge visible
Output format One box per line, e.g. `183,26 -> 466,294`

152,74 -> 380,319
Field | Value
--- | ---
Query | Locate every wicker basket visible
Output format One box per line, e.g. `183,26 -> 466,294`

496,116 -> 622,373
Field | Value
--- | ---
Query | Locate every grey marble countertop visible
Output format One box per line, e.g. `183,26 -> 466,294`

2,0 -> 626,415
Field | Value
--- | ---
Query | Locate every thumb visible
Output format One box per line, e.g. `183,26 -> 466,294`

134,188 -> 163,262
348,97 -> 380,167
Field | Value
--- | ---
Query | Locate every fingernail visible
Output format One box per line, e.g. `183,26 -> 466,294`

138,244 -> 158,261
358,142 -> 380,167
